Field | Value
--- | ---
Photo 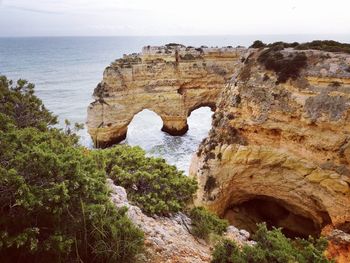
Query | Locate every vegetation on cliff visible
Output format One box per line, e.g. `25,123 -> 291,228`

250,39 -> 350,54
189,207 -> 229,240
0,76 -> 144,262
257,47 -> 307,83
96,146 -> 198,215
0,75 -> 200,262
211,224 -> 331,263
0,77 -> 58,130
251,40 -> 350,83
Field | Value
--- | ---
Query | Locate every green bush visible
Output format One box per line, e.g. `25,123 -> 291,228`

296,40 -> 350,54
253,40 -> 350,82
211,223 -> 331,263
189,207 -> 228,240
250,40 -> 266,48
0,76 -> 144,262
258,49 -> 307,83
94,146 -> 198,215
250,40 -> 350,54
0,76 -> 57,130
181,53 -> 197,60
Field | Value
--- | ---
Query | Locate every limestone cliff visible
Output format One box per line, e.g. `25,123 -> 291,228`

89,43 -> 350,260
190,48 -> 350,241
87,44 -> 246,148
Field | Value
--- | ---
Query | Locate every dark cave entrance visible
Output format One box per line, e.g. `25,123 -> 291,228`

224,196 -> 331,239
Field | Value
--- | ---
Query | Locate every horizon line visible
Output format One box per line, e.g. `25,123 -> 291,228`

1,33 -> 350,39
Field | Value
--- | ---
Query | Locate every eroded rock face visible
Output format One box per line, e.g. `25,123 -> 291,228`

190,48 -> 350,239
107,179 -> 252,263
326,229 -> 350,263
87,44 -> 247,147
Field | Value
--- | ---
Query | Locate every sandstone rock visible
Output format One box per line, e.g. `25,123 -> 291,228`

87,44 -> 248,147
97,46 -> 350,261
326,229 -> 350,263
190,49 -> 350,242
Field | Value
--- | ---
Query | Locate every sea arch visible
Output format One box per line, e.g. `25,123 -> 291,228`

87,45 -> 246,148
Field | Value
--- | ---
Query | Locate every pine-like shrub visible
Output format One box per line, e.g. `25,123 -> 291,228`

0,76 -> 57,130
94,146 -> 198,215
189,207 -> 228,240
0,76 -> 144,263
211,223 -> 331,263
258,49 -> 307,83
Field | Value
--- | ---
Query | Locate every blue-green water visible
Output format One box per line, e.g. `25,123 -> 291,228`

1,35 -> 349,172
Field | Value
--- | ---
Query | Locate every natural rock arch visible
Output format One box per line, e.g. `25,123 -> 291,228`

187,102 -> 216,117
124,108 -> 164,138
87,44 -> 246,148
88,97 -> 219,148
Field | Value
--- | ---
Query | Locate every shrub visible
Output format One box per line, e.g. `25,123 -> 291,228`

0,76 -> 144,262
258,49 -> 307,83
165,43 -> 185,48
181,53 -> 196,60
268,41 -> 300,49
250,40 -> 266,48
95,146 -> 198,215
189,207 -> 228,240
250,40 -> 350,54
0,76 -> 57,130
296,40 -> 350,54
211,223 -> 331,263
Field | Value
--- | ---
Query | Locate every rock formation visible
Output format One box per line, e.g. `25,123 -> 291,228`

326,229 -> 350,263
190,48 -> 350,241
107,179 -> 252,263
87,44 -> 245,148
90,43 -> 350,261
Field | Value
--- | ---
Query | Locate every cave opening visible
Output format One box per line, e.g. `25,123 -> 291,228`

224,196 -> 331,239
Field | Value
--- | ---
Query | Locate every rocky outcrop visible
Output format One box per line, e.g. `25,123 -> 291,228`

91,43 -> 350,260
326,229 -> 350,263
190,48 -> 350,240
87,44 -> 246,148
107,179 -> 252,263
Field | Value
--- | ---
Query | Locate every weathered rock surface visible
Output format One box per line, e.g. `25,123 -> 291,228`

190,48 -> 350,240
326,229 -> 350,263
94,44 -> 350,261
107,179 -> 252,263
87,44 -> 246,147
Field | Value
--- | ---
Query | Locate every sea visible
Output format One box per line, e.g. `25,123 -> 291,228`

1,35 -> 350,173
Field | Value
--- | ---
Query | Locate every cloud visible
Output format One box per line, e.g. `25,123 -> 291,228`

4,5 -> 63,14
2,0 -> 146,15
0,0 -> 349,36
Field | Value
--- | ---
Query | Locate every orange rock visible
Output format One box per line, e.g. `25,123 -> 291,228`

87,44 -> 248,148
190,49 -> 350,241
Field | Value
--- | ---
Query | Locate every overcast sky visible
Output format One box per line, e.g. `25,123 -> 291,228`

0,0 -> 349,37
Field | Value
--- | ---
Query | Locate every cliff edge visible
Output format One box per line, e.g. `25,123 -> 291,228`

190,46 -> 350,260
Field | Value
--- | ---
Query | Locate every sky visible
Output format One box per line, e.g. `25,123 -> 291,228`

0,0 -> 349,37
